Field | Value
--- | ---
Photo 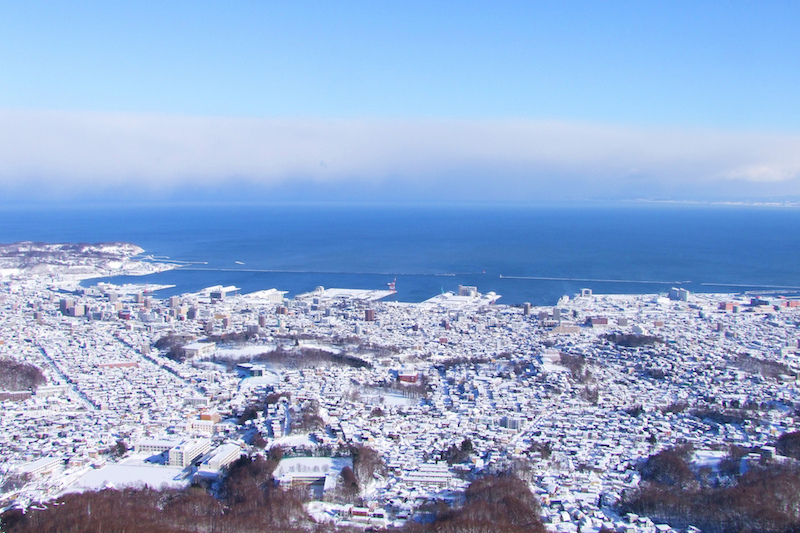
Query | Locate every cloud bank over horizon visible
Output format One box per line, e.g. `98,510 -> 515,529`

3,109 -> 800,203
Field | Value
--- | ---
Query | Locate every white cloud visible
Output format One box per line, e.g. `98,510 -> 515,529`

1,109 -> 800,200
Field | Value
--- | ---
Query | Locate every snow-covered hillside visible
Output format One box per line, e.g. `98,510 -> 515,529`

0,241 -> 174,281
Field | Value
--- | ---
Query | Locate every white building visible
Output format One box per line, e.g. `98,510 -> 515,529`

134,438 -> 182,456
169,438 -> 211,468
244,288 -> 288,303
19,457 -> 62,477
404,463 -> 454,489
198,443 -> 242,475
183,342 -> 216,359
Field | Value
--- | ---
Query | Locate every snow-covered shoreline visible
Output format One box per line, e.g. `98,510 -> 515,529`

0,241 -> 178,285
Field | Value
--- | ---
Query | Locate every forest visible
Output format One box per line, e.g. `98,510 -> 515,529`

6,432 -> 800,533
620,432 -> 800,533
2,455 -> 311,533
0,358 -> 45,392
1,465 -> 545,533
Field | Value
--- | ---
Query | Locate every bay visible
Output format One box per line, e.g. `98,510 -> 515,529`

0,203 -> 798,305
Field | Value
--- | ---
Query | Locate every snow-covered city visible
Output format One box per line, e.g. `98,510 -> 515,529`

2,245 -> 800,532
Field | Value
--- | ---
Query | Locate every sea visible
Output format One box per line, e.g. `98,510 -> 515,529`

1,203 -> 799,306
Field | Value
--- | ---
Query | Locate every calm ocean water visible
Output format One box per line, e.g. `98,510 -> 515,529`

1,203 -> 798,305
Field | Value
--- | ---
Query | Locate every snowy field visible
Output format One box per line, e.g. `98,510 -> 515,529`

63,458 -> 190,494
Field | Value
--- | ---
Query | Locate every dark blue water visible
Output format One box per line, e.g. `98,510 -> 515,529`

0,203 -> 798,305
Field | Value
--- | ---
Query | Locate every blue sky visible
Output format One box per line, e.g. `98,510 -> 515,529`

2,1 -> 800,203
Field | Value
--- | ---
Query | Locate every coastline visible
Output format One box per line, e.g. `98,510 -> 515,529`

0,241 -> 179,291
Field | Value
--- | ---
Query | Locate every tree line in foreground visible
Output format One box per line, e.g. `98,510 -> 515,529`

621,431 -> 800,533
1,465 -> 545,533
8,430 -> 800,533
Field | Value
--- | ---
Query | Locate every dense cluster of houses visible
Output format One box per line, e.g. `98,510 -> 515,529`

2,272 -> 799,532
